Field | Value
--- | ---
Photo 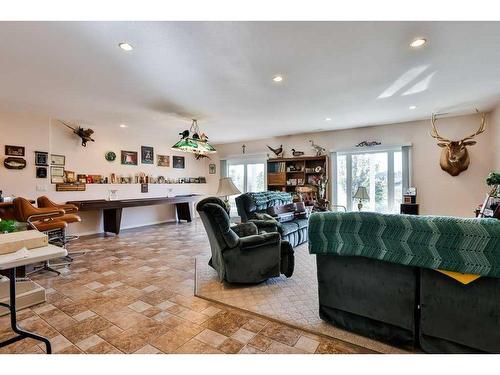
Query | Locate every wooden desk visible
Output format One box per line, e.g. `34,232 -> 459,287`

67,195 -> 202,235
0,244 -> 67,354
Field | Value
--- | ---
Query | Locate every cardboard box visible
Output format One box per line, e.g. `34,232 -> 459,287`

0,231 -> 48,255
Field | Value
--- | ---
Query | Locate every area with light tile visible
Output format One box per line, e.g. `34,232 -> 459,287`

0,221 -> 375,354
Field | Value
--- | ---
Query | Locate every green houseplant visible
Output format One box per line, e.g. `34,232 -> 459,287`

0,219 -> 17,233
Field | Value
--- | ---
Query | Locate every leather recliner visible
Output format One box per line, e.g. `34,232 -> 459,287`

197,197 -> 294,283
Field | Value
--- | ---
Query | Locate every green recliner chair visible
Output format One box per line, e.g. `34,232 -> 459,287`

196,197 -> 294,283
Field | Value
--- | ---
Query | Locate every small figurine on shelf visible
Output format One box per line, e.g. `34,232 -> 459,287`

267,145 -> 283,158
309,140 -> 326,156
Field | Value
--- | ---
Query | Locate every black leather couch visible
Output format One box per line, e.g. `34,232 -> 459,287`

235,192 -> 308,248
197,197 -> 294,283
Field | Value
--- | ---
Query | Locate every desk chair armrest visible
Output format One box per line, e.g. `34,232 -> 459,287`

27,208 -> 66,224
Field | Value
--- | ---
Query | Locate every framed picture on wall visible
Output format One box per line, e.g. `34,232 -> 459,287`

35,151 -> 48,166
209,163 -> 216,174
50,154 -> 65,166
157,155 -> 170,167
173,156 -> 185,169
121,150 -> 138,165
141,146 -> 154,164
36,167 -> 47,179
5,145 -> 25,157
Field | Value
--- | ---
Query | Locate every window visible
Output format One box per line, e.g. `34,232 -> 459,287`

334,148 -> 409,213
225,159 -> 266,214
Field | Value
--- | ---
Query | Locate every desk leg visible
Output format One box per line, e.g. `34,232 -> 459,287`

176,202 -> 192,222
103,208 -> 122,234
0,268 -> 52,354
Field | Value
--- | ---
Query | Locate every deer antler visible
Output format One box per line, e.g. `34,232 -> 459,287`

461,109 -> 486,142
430,113 -> 450,143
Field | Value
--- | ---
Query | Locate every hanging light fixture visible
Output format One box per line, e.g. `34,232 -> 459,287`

171,119 -> 217,154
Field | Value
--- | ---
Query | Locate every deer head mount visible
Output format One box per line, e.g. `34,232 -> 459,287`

430,109 -> 486,176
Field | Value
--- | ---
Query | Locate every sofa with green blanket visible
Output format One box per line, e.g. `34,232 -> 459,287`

308,211 -> 500,353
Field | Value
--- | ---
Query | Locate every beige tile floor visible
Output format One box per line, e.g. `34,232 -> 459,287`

196,244 -> 407,353
0,220 -> 376,354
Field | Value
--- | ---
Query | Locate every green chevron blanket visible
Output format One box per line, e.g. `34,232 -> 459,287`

249,191 -> 292,206
308,212 -> 500,278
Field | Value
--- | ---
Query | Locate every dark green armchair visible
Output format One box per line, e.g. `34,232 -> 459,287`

196,197 -> 294,283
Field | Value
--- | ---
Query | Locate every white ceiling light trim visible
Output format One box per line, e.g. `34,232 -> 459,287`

118,42 -> 133,51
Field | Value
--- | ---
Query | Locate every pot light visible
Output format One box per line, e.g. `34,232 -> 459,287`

119,124 -> 127,128
325,118 -> 332,121
119,42 -> 134,51
272,75 -> 283,82
409,105 -> 417,110
410,38 -> 427,48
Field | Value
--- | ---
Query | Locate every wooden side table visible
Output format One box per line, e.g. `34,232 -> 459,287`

0,244 -> 67,354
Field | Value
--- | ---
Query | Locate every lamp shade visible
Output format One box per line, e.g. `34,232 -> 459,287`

353,186 -> 369,200
216,177 -> 241,197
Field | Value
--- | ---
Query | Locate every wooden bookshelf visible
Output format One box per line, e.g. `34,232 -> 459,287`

266,155 -> 329,200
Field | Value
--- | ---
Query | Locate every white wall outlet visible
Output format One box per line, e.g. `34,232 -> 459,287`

36,184 -> 48,192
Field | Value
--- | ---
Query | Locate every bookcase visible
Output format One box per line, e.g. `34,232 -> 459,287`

267,155 -> 329,200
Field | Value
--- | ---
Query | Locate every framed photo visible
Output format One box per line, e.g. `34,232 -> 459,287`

64,170 -> 76,183
51,166 -> 64,177
157,155 -> 170,167
5,145 -> 25,157
209,163 -> 216,174
50,154 -> 65,166
121,150 -> 138,165
141,183 -> 148,193
406,187 -> 417,196
36,167 -> 47,179
35,151 -> 48,166
173,156 -> 185,169
141,146 -> 154,164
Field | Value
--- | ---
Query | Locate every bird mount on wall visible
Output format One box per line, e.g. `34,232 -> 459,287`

194,152 -> 211,160
267,145 -> 283,158
430,109 -> 486,177
58,120 -> 95,147
309,140 -> 326,156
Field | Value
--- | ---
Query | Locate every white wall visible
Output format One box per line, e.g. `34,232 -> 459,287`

215,112 -> 499,217
491,104 -> 500,171
0,109 -> 219,235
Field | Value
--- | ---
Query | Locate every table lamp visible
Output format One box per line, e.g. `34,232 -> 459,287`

353,186 -> 369,211
216,177 -> 241,214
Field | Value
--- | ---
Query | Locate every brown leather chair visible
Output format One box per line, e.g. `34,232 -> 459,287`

37,196 -> 83,261
37,196 -> 80,222
13,197 -> 68,275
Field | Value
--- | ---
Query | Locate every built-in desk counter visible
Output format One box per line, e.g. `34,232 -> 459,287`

67,195 -> 202,235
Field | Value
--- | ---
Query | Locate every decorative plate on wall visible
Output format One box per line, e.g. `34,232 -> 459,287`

4,157 -> 26,170
105,151 -> 116,162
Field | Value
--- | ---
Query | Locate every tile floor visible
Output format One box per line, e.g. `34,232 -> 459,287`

0,220 -> 375,354
196,245 -> 406,353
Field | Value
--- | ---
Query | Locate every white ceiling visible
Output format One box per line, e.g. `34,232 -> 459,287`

1,21 -> 500,143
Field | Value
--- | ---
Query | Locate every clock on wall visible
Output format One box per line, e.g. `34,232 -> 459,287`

105,151 -> 116,162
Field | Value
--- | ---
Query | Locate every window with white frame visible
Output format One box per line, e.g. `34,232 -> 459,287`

333,146 -> 410,213
223,157 -> 267,214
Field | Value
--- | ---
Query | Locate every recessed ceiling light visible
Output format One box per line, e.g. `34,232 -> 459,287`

119,42 -> 134,51
410,38 -> 427,48
325,118 -> 332,121
409,105 -> 417,110
272,75 -> 283,82
119,124 -> 127,128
